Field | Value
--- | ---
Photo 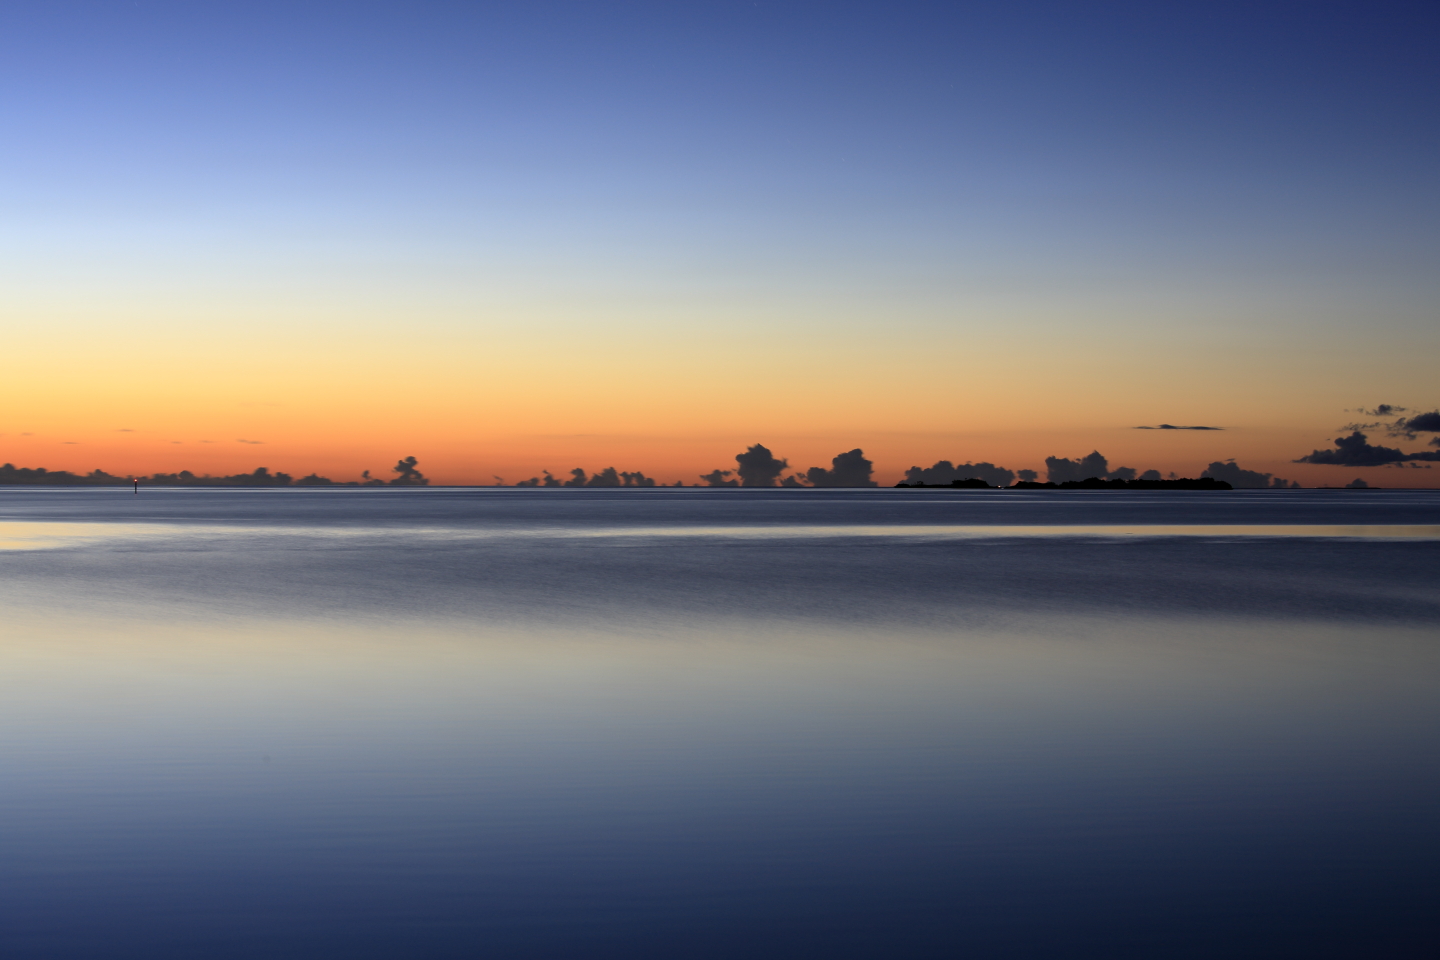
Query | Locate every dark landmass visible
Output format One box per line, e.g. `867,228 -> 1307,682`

897,476 -> 1234,490
896,478 -> 995,489
0,458 -> 428,487
1048,476 -> 1232,490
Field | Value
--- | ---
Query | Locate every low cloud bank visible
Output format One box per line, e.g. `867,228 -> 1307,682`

805,449 -> 878,487
516,468 -> 662,487
1045,451 -> 1139,483
1294,432 -> 1440,467
697,445 -> 880,487
905,460 -> 1015,487
1201,461 -> 1299,489
699,469 -> 738,487
735,444 -> 788,487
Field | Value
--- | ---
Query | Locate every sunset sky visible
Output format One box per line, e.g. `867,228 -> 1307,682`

3,1 -> 1438,485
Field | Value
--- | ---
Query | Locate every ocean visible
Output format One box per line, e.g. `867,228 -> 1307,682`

1,487 -> 1437,958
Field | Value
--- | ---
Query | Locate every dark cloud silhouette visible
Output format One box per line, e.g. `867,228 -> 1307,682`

517,467 -> 656,487
1044,451 -> 1141,484
1342,405 -> 1408,432
1016,469 -> 1038,482
1340,403 -> 1440,438
1201,461 -> 1299,489
905,459 -> 1014,487
735,444 -> 788,487
237,439 -> 264,445
1046,451 -> 1108,483
585,467 -> 621,487
1134,424 -> 1223,430
145,467 -> 296,486
1139,470 -> 1162,481
516,470 -> 564,487
699,469 -> 739,487
1397,411 -> 1440,435
1294,431 -> 1440,466
389,456 -> 429,486
805,449 -> 878,487
1345,478 -> 1370,489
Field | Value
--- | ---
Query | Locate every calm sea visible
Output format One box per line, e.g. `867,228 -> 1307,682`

1,487 -> 1437,958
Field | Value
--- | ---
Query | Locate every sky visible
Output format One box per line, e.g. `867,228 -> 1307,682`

3,0 -> 1438,485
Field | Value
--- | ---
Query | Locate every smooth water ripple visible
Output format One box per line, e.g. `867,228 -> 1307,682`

0,488 -> 1437,959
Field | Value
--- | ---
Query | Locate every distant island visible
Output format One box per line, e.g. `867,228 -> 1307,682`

897,476 -> 1234,490
0,457 -> 429,487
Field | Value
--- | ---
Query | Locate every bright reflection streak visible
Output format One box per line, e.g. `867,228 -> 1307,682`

1,520 -> 1438,551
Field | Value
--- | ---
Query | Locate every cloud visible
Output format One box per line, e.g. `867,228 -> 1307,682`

1044,451 -> 1141,483
1046,451 -> 1108,483
518,467 -> 657,487
806,449 -> 878,487
1340,403 -> 1440,438
735,443 -> 788,487
1294,431 -> 1440,466
237,439 -> 264,444
699,469 -> 738,487
116,429 -> 135,433
1202,460 -> 1299,489
905,459 -> 1014,487
1396,410 -> 1440,435
390,456 -> 428,486
1134,424 -> 1223,430
586,467 -> 621,487
1345,478 -> 1370,489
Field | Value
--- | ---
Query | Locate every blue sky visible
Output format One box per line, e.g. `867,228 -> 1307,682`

3,1 -> 1438,482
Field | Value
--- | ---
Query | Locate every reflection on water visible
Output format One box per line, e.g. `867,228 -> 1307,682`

0,489 -> 1437,959
5,520 -> 1440,551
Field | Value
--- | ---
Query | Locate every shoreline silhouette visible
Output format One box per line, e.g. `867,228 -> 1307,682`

897,477 -> 1236,490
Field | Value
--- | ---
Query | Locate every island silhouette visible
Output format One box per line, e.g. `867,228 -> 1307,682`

0,458 -> 429,487
896,476 -> 1234,490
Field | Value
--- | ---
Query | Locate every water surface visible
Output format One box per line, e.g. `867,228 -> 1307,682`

1,488 -> 1437,958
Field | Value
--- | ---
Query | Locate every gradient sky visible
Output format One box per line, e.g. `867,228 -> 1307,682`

3,1 -> 1438,485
